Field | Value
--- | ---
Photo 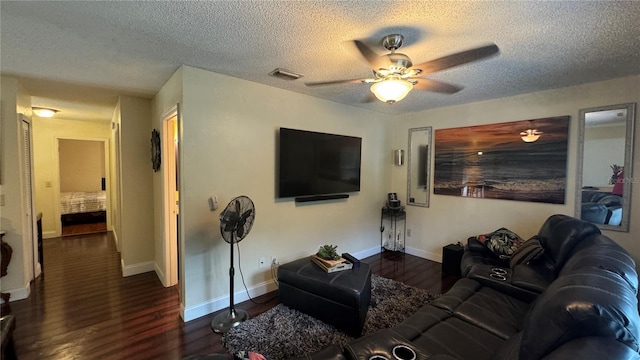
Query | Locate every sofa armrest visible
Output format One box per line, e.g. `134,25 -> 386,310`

466,264 -> 539,302
460,238 -> 508,276
510,265 -> 552,293
343,329 -> 430,360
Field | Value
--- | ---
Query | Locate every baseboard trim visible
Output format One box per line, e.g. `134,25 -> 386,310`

405,246 -> 442,263
183,279 -> 278,322
43,230 -> 58,239
154,262 -> 167,287
121,260 -> 155,277
0,282 -> 31,304
352,246 -> 382,260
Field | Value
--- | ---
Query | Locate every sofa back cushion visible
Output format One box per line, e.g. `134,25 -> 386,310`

537,214 -> 600,275
519,268 -> 640,360
560,234 -> 638,293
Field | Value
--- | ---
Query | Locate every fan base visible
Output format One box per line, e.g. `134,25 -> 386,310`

211,308 -> 250,333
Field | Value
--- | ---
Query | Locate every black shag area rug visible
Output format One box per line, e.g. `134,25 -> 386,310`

223,275 -> 439,360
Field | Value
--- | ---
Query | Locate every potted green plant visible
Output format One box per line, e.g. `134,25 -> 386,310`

316,244 -> 340,261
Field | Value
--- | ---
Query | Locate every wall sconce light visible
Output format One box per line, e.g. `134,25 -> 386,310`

32,107 -> 59,118
394,149 -> 404,166
520,129 -> 542,143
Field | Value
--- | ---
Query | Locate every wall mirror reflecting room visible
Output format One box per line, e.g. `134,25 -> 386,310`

407,127 -> 432,207
576,103 -> 636,232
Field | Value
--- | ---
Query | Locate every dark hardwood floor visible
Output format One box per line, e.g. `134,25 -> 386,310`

62,221 -> 107,236
1,232 -> 458,360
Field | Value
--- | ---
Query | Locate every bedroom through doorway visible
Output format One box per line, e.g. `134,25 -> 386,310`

58,139 -> 108,237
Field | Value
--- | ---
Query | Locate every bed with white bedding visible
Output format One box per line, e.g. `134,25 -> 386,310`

60,191 -> 107,225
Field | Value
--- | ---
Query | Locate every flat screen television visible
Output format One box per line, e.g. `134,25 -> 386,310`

278,128 -> 362,198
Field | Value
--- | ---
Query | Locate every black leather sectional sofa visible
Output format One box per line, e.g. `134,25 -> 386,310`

296,214 -> 640,360
581,190 -> 623,225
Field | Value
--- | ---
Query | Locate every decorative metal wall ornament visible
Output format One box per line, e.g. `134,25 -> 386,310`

151,129 -> 161,172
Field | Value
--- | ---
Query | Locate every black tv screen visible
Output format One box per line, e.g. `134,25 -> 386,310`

278,128 -> 362,198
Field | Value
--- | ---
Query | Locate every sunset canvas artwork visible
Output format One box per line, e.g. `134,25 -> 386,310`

434,116 -> 570,204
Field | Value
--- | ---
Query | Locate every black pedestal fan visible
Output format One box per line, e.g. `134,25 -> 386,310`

211,195 -> 255,333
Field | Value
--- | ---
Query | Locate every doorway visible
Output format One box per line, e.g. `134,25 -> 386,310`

162,108 -> 180,287
57,139 -> 108,237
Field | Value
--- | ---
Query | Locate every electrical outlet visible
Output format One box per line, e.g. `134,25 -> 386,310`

259,257 -> 266,268
272,257 -> 278,266
407,229 -> 412,237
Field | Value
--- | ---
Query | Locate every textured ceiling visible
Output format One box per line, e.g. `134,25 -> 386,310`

1,1 -> 639,121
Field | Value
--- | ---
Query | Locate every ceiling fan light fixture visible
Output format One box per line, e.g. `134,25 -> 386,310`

370,79 -> 413,103
32,107 -> 58,118
520,129 -> 542,143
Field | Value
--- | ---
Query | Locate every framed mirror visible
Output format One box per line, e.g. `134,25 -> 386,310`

407,127 -> 432,207
576,103 -> 635,232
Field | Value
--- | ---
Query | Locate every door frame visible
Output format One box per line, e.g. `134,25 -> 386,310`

53,136 -> 112,237
19,115 -> 38,280
161,105 -> 182,288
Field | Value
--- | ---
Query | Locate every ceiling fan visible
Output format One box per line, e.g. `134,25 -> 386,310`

305,34 -> 499,104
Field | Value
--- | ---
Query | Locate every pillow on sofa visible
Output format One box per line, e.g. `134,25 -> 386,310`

476,228 -> 524,258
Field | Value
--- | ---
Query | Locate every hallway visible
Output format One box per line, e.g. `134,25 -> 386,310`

1,233 -> 188,360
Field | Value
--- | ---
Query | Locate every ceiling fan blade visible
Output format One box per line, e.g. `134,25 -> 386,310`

411,44 -> 499,74
412,79 -> 463,94
351,40 -> 389,70
361,92 -> 377,103
305,78 -> 369,87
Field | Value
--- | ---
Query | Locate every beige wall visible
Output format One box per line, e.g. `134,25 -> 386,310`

159,66 -> 392,320
151,67 -> 183,289
58,139 -> 105,192
583,125 -> 626,187
31,118 -> 110,238
117,96 -> 155,275
0,76 -> 33,301
391,75 -> 640,264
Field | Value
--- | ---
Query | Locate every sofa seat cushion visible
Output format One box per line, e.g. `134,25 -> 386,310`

453,286 -> 530,339
392,304 -> 504,360
408,316 -> 505,360
429,278 -> 480,312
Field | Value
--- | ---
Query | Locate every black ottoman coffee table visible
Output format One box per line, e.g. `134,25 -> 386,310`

277,257 -> 371,336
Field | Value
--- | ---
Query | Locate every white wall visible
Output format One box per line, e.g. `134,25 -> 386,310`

391,75 -> 640,263
165,66 -> 392,320
32,118 -> 111,238
0,76 -> 33,302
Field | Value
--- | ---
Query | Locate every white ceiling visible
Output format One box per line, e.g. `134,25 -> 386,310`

2,1 -> 639,122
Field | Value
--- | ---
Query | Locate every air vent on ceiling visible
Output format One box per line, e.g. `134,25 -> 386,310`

269,68 -> 303,81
